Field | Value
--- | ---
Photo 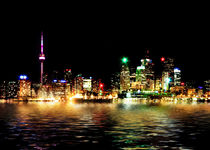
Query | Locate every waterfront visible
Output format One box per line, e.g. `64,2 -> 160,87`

1,100 -> 210,149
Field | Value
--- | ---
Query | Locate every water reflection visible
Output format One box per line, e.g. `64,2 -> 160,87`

1,100 -> 210,149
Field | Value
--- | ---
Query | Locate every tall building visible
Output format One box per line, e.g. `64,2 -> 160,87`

0,81 -> 7,99
0,81 -> 18,99
52,80 -> 69,99
39,32 -> 46,85
161,57 -> 174,86
174,68 -> 181,86
162,72 -> 170,91
73,74 -> 83,94
18,75 -> 31,97
204,80 -> 210,92
92,79 -> 99,94
7,81 -> 18,98
130,67 -> 136,83
64,69 -> 73,94
83,78 -> 92,92
140,58 -> 154,90
120,57 -> 130,92
64,69 -> 72,83
136,66 -> 145,82
110,73 -> 120,94
132,66 -> 146,90
155,79 -> 161,91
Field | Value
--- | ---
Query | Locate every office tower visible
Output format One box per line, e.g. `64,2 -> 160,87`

136,66 -> 145,82
174,68 -> 181,86
64,69 -> 73,94
39,32 -> 46,84
110,73 -> 120,94
155,79 -> 161,91
64,69 -> 72,83
73,74 -> 83,94
130,67 -> 136,83
162,72 -> 170,91
140,55 -> 155,90
18,75 -> 31,97
0,81 -> 7,99
198,89 -> 203,97
7,81 -> 18,98
120,57 -> 130,92
161,57 -> 174,86
92,79 -> 99,94
132,66 -> 145,90
52,80 -> 68,98
83,78 -> 92,92
204,80 -> 210,91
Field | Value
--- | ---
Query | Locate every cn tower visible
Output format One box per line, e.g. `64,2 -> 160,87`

39,32 -> 45,84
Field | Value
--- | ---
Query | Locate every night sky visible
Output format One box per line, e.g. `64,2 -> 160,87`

0,8 -> 209,86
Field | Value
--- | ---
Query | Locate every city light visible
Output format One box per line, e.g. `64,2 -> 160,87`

100,83 -> 104,88
1,30 -> 210,150
19,75 -> 28,80
0,32 -> 209,103
60,80 -> 66,83
166,77 -> 171,83
39,55 -> 45,60
174,68 -> 181,72
137,66 -> 145,70
122,57 -> 128,63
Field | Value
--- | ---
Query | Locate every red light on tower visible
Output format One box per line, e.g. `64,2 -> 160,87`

100,83 -> 104,88
161,57 -> 165,62
181,82 -> 185,86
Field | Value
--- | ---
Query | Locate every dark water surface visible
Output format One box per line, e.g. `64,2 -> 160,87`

1,100 -> 210,149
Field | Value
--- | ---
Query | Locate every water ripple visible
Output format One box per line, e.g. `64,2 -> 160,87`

1,102 -> 210,149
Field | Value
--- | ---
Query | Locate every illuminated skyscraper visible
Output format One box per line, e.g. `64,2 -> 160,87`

0,81 -> 7,99
18,75 -> 31,97
64,69 -> 72,83
0,81 -> 18,99
174,68 -> 181,86
120,57 -> 130,92
136,66 -> 145,82
110,73 -> 120,94
52,80 -> 68,99
162,72 -> 171,91
39,32 -> 46,84
130,67 -> 136,83
64,69 -> 73,94
92,79 -> 99,94
204,80 -> 210,92
140,53 -> 155,90
161,57 -> 174,86
155,79 -> 161,91
83,78 -> 92,92
7,81 -> 18,98
73,74 -> 83,94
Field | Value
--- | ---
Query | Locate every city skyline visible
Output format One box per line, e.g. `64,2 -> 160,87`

0,23 -> 209,85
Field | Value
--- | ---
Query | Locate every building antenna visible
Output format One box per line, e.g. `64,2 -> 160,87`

39,32 -> 46,84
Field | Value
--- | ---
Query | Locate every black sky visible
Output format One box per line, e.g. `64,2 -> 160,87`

0,6 -> 209,85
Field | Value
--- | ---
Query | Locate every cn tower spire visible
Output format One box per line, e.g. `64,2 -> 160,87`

39,32 -> 45,84
41,32 -> 44,54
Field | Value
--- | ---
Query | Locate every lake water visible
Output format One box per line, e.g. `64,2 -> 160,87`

1,100 -> 210,149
